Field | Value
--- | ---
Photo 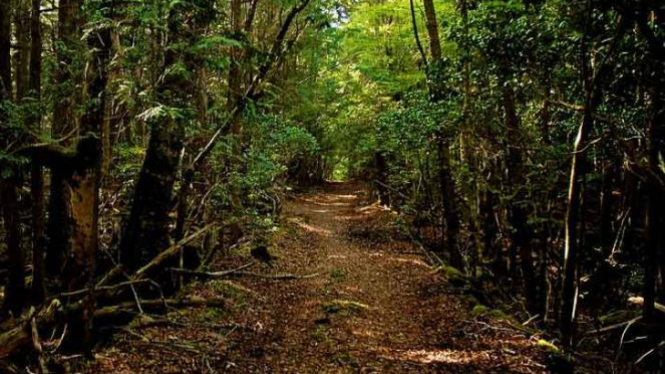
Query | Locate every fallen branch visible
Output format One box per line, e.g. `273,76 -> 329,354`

230,271 -> 320,280
588,316 -> 642,335
169,262 -> 256,278
50,279 -> 151,300
133,224 -> 217,280
170,264 -> 318,281
0,297 -> 223,359
94,296 -> 225,319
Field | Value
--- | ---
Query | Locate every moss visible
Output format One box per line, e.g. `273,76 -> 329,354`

433,265 -> 464,278
469,303 -> 512,321
598,310 -> 637,325
472,305 -> 490,316
330,269 -> 347,280
487,309 -> 511,320
536,339 -> 560,353
128,314 -> 156,328
198,307 -> 223,321
321,299 -> 369,315
210,280 -> 254,300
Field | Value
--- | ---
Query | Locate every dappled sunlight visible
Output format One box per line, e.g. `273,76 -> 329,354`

287,217 -> 332,236
352,328 -> 377,338
296,221 -> 332,236
379,347 -> 494,365
390,257 -> 429,267
304,200 -> 353,207
344,285 -> 362,293
333,215 -> 358,221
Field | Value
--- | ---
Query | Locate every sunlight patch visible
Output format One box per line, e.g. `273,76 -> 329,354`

380,348 -> 493,364
391,257 -> 429,267
296,222 -> 332,235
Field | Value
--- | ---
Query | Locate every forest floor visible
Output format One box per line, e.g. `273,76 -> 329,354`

87,182 -> 550,373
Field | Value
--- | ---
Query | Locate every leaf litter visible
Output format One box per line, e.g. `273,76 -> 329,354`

87,182 -> 549,373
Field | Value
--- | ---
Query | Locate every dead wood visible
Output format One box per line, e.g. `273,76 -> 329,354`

133,224 -> 216,280
169,262 -> 255,278
229,271 -> 320,280
0,297 -> 224,359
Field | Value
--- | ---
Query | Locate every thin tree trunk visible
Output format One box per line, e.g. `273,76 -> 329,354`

228,0 -> 243,135
502,71 -> 539,317
409,0 -> 427,68
1,0 -> 27,317
423,0 -> 461,268
29,0 -> 45,305
644,62 -> 664,320
13,0 -> 29,100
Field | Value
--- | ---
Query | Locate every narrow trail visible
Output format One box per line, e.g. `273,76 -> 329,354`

221,182 -> 548,373
92,182 -> 548,373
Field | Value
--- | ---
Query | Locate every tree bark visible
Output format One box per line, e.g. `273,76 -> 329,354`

1,0 -> 27,317
119,6 -> 192,271
422,0 -> 461,268
29,0 -> 45,305
501,70 -> 539,317
228,0 -> 243,135
13,0 -> 29,100
46,0 -> 82,279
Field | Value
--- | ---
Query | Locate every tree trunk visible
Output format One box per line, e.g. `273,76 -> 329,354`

0,0 -> 10,99
422,0 -> 461,268
46,0 -> 82,279
29,0 -> 45,304
1,0 -> 27,318
119,7 -> 191,271
228,0 -> 243,135
502,73 -> 540,317
560,90 -> 595,350
13,0 -> 29,100
1,182 -> 26,317
644,59 -> 665,320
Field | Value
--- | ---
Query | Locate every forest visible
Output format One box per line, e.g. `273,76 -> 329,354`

1,0 -> 665,372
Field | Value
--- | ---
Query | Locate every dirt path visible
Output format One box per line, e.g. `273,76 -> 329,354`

92,182 -> 549,373
220,183 -> 548,373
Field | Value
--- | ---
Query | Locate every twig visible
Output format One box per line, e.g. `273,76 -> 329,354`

129,283 -> 144,315
51,279 -> 150,300
588,316 -> 641,335
170,262 -> 256,278
230,271 -> 320,280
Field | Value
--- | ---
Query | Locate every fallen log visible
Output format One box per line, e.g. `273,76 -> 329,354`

94,296 -> 225,319
0,297 -> 224,359
0,300 -> 62,359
